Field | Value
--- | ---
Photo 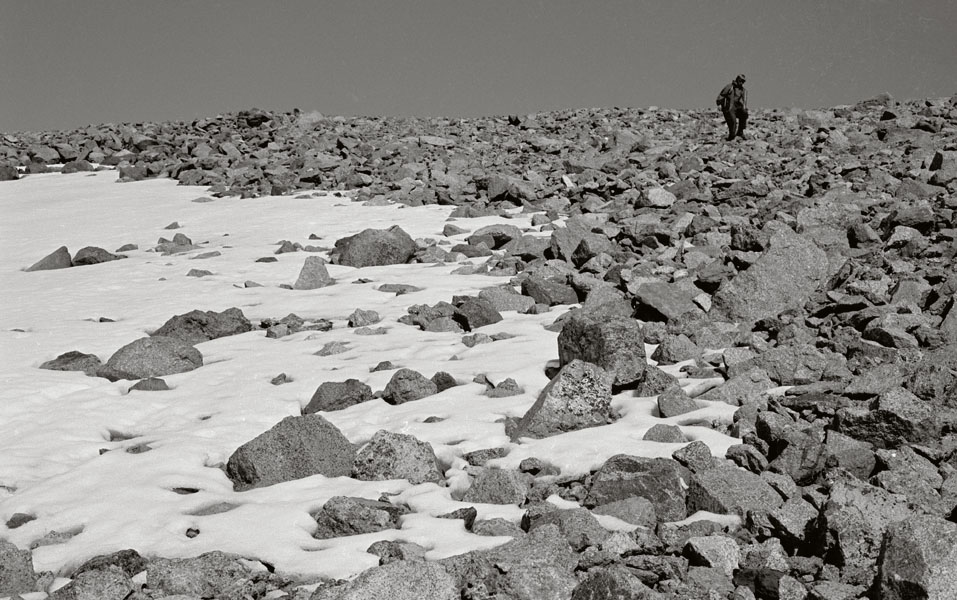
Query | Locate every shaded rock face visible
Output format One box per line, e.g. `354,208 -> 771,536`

352,429 -> 443,485
686,466 -> 784,516
71,246 -> 124,266
585,454 -> 688,522
876,515 -> 957,600
313,496 -> 408,539
25,245 -> 72,271
99,336 -> 202,381
151,307 -> 252,345
332,225 -> 416,267
381,368 -> 438,404
39,350 -> 102,376
511,359 -> 615,440
225,414 -> 356,490
557,314 -> 646,387
304,379 -> 373,413
713,223 -> 828,323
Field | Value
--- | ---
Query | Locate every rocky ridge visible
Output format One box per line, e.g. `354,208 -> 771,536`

4,91 -> 957,599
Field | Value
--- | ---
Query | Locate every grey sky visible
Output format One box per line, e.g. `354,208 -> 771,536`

2,0 -> 955,132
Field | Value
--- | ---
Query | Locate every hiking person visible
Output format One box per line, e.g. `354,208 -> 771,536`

716,74 -> 748,141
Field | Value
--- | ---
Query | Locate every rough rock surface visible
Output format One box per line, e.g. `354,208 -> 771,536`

511,359 -> 615,439
352,430 -> 443,484
151,307 -> 252,345
225,414 -> 356,490
99,336 -> 202,380
332,225 -> 416,267
557,314 -> 646,387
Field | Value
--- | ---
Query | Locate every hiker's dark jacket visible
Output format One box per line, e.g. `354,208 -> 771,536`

717,83 -> 747,113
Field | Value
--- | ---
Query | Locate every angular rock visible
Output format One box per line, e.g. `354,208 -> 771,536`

834,386 -> 941,448
352,430 -> 443,484
557,314 -> 646,387
684,536 -> 740,578
304,379 -> 373,413
100,336 -> 202,380
313,496 -> 408,539
382,368 -> 438,404
521,276 -> 579,306
151,307 -> 252,345
876,515 -> 957,600
511,359 -> 615,439
25,245 -> 72,271
49,565 -> 132,600
687,466 -> 784,516
453,298 -> 503,331
225,414 -> 356,490
293,256 -> 335,290
713,223 -> 828,323
478,286 -> 536,312
586,454 -> 687,521
333,225 -> 416,268
571,566 -> 661,600
0,539 -> 37,596
523,505 -> 610,551
347,308 -> 380,327
634,281 -> 701,323
463,468 -> 532,504
311,560 -> 456,600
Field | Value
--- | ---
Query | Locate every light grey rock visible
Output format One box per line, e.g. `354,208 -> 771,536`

352,430 -> 443,485
511,359 -> 615,439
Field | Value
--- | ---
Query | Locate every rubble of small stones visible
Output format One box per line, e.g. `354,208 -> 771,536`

4,92 -> 957,599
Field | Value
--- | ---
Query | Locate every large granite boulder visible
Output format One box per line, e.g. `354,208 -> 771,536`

511,359 -> 615,440
332,225 -> 417,268
352,430 -> 443,484
585,454 -> 687,522
876,515 -> 957,600
226,414 -> 356,490
712,223 -> 828,323
557,314 -> 646,387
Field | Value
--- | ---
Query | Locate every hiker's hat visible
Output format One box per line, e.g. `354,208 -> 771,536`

735,74 -> 746,83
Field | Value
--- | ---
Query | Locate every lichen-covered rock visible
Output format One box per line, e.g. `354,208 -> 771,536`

0,539 -> 37,596
463,467 -> 532,504
310,560 -> 457,600
381,368 -> 438,405
586,454 -> 687,522
511,359 -> 615,439
146,551 -> 251,598
313,496 -> 408,539
304,379 -> 374,413
876,515 -> 957,600
687,465 -> 784,516
352,430 -> 443,484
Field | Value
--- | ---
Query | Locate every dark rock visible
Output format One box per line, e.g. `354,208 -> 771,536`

25,245 -> 72,271
657,386 -> 699,418
511,359 -> 615,439
352,430 -> 443,484
332,225 -> 416,268
431,371 -> 458,393
304,379 -> 373,413
487,377 -> 524,397
73,549 -> 146,579
698,368 -> 774,406
523,504 -> 610,551
453,297 -> 503,331
39,350 -> 102,376
0,165 -> 19,180
672,440 -> 716,473
834,386 -> 941,448
71,246 -> 124,266
225,414 -> 356,490
382,368 -> 438,404
128,377 -> 169,391
313,496 -> 408,539
586,454 -> 687,521
633,281 -> 701,323
521,276 -> 579,306
99,336 -> 202,380
557,314 -> 646,387
687,466 -> 784,516
151,307 -> 252,345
